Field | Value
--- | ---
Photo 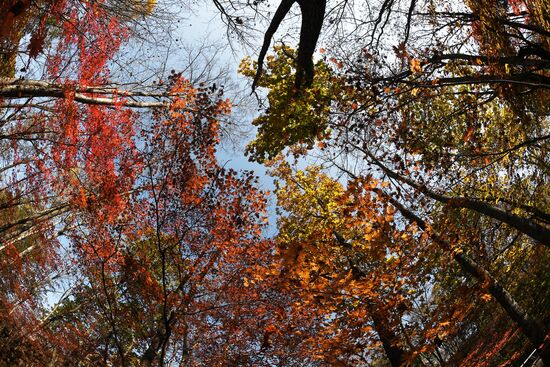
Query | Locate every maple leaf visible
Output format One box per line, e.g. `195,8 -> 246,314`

28,30 -> 46,59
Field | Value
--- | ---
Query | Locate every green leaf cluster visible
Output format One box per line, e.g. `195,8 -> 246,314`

239,45 -> 336,162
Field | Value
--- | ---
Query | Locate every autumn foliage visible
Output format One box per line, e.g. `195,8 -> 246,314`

1,0 -> 549,366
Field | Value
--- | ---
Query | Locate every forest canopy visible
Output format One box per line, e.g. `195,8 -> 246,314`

0,0 -> 548,366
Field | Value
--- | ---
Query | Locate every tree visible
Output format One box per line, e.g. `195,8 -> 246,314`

268,159 -> 430,365
252,0 -> 326,89
1,69 -> 276,365
0,2 -> 275,365
1,0 -> 549,365
240,45 -> 336,163
242,45 -> 549,362
0,189 -> 68,367
266,157 -> 550,365
238,0 -> 549,244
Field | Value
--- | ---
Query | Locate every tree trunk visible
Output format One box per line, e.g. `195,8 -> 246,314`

0,79 -> 169,108
333,232 -> 409,366
366,151 -> 550,246
368,303 -> 407,367
386,194 -> 549,365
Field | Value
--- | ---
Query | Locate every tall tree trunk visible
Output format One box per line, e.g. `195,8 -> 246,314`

385,193 -> 550,365
368,303 -> 407,367
334,232 -> 409,366
365,150 -> 550,246
0,79 -> 169,108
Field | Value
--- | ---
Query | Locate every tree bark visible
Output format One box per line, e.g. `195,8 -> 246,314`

333,232 -> 409,366
369,304 -> 407,367
366,151 -> 550,246
0,78 -> 169,108
252,0 -> 325,89
385,193 -> 550,365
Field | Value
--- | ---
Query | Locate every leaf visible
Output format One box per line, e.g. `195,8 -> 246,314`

410,58 -> 422,73
28,30 -> 46,59
463,126 -> 475,142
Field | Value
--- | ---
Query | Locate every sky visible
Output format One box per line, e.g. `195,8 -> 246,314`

157,1 -> 273,178
166,2 -> 282,228
27,1 -> 281,307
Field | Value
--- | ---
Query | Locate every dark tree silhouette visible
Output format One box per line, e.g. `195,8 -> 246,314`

252,0 -> 326,90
